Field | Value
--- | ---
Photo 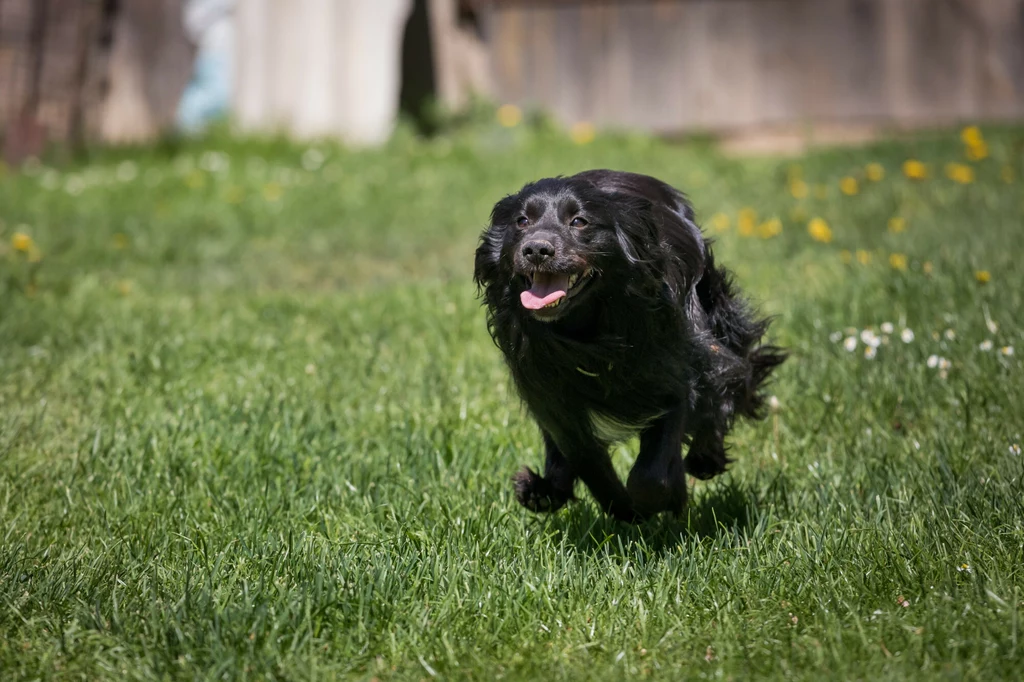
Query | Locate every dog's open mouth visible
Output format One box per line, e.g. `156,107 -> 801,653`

520,268 -> 594,316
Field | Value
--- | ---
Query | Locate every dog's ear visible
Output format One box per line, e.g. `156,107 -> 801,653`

607,193 -> 659,266
474,194 -> 519,289
660,206 -> 706,294
608,191 -> 706,295
473,229 -> 503,289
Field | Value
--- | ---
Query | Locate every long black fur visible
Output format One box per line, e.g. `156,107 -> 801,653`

474,170 -> 785,522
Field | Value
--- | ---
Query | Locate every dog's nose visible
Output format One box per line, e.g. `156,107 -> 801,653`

521,239 -> 555,265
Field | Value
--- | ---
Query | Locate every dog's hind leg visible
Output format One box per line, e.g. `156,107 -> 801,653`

682,422 -> 730,480
512,431 -> 578,513
627,406 -> 689,516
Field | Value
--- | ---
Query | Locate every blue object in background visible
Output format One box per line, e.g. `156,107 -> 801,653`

176,0 -> 234,133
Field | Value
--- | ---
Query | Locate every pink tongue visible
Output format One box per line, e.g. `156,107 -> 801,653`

520,272 -> 570,310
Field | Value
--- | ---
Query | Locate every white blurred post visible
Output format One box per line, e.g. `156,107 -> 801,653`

234,0 -> 413,146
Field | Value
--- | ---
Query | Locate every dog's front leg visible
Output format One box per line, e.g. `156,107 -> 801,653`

512,431 -> 578,513
575,441 -> 644,523
628,406 -> 688,516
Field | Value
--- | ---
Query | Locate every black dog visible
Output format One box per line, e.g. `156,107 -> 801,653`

474,170 -> 785,522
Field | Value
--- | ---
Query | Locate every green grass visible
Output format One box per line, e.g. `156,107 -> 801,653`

1,120 -> 1023,680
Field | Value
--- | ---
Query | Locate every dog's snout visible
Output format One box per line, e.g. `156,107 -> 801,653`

521,239 -> 556,265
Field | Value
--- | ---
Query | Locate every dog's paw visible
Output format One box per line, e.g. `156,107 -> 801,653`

626,468 -> 687,516
683,452 -> 729,480
512,467 -> 572,513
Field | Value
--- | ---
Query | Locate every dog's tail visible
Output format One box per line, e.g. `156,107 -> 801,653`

740,343 -> 787,419
695,248 -> 787,420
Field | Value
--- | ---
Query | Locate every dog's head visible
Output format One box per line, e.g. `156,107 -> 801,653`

474,175 -> 667,324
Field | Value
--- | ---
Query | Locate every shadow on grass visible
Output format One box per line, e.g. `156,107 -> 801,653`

545,477 -> 762,559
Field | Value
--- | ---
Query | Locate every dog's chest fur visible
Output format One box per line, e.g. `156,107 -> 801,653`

506,328 -> 693,446
587,409 -> 665,444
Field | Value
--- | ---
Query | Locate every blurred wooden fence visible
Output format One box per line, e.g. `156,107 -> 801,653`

471,0 -> 1024,131
0,0 -> 192,161
4,0 -> 1023,158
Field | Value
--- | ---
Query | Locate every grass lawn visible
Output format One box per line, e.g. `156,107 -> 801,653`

1,119 -> 1023,680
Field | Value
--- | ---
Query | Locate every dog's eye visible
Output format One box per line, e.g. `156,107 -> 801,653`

516,216 -> 529,228
570,216 -> 588,228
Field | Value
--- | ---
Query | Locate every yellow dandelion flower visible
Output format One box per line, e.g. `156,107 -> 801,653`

889,253 -> 908,271
975,270 -> 991,284
840,249 -> 852,264
789,179 -> 809,199
923,261 -> 933,275
839,176 -> 859,196
709,213 -> 730,232
903,160 -> 927,180
966,141 -> 988,161
11,232 -> 33,252
856,249 -> 872,265
757,218 -> 783,239
1001,166 -> 1014,183
888,217 -> 906,233
262,182 -> 283,202
945,163 -> 975,184
112,233 -> 129,250
738,208 -> 757,237
960,126 -> 983,147
496,104 -> 523,128
569,121 -> 596,145
807,217 -> 832,243
865,163 -> 885,182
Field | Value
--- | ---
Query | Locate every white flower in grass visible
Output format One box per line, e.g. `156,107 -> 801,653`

864,346 -> 877,360
844,336 -> 858,352
861,329 -> 881,348
829,331 -> 843,343
957,563 -> 973,574
986,318 -> 999,334
901,328 -> 915,343
979,340 -> 994,351
881,322 -> 894,335
1001,346 -> 1015,356
927,355 -> 940,368
1009,444 -> 1021,456
944,329 -> 956,341
939,358 -> 951,370
769,395 -> 781,412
